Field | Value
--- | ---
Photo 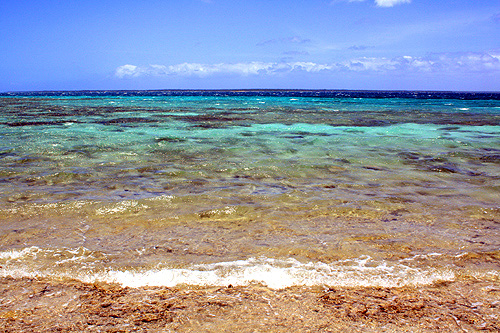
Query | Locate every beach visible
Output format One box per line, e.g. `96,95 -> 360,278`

1,277 -> 499,332
0,90 -> 499,331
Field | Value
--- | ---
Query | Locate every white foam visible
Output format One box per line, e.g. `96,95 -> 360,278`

0,246 -> 41,260
95,200 -> 148,215
147,194 -> 174,202
0,249 -> 456,289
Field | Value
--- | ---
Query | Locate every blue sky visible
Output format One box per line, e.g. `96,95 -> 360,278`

1,0 -> 499,92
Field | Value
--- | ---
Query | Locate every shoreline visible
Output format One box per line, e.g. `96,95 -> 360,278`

1,277 -> 498,332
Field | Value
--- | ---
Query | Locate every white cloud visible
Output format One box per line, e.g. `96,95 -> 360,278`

342,52 -> 500,73
425,52 -> 500,72
115,62 -> 334,78
375,0 -> 411,7
115,52 -> 500,79
115,64 -> 139,78
342,57 -> 399,71
331,0 -> 411,7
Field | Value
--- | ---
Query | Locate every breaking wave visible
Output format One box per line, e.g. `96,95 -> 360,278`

0,247 -> 459,289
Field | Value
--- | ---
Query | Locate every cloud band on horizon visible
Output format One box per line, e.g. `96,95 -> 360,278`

115,52 -> 500,79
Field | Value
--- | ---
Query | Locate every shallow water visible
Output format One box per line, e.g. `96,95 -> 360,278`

0,90 -> 499,289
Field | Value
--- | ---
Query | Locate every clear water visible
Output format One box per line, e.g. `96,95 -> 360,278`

0,90 -> 499,288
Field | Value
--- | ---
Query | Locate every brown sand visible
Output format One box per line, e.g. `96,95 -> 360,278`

0,277 -> 499,332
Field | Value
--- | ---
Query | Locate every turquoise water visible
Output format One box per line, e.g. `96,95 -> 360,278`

0,91 -> 499,288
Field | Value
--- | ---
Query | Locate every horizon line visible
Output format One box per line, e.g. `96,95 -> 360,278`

2,88 -> 500,95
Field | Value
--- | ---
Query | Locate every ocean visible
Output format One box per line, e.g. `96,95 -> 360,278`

0,90 -> 499,289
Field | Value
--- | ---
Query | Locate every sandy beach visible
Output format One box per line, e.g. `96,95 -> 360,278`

1,276 -> 499,332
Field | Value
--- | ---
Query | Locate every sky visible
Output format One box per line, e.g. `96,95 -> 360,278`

1,0 -> 499,92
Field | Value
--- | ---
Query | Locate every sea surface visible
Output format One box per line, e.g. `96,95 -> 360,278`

0,90 -> 499,289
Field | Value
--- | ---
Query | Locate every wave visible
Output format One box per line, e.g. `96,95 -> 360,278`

0,247 -> 463,289
99,257 -> 456,289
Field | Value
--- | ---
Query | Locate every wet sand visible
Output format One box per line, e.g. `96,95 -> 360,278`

1,277 -> 498,332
